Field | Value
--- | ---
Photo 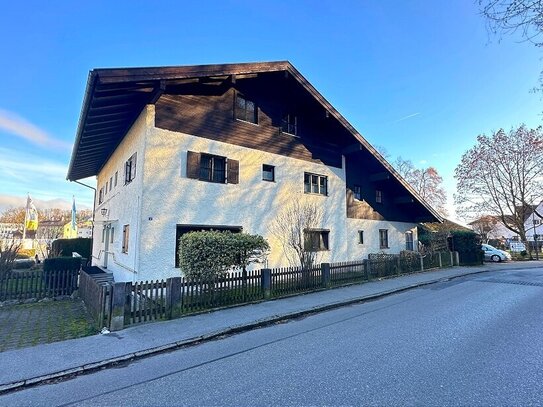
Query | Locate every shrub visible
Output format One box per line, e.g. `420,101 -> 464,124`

178,231 -> 270,279
451,231 -> 483,265
44,257 -> 82,272
12,259 -> 35,269
51,238 -> 92,259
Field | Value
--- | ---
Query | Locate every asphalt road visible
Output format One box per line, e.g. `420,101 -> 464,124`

3,266 -> 543,406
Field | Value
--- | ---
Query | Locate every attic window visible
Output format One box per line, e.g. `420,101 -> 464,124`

281,113 -> 298,136
235,94 -> 258,124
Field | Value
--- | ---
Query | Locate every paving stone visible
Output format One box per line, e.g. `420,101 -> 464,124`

0,300 -> 96,352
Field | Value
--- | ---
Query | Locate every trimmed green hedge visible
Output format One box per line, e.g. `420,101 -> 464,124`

451,231 -> 483,265
51,238 -> 92,259
44,257 -> 82,272
178,231 -> 269,279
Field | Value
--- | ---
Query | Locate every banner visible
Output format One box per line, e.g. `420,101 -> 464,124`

25,195 -> 38,231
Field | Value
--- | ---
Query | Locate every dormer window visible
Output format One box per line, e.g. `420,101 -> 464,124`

281,113 -> 298,136
235,93 -> 257,124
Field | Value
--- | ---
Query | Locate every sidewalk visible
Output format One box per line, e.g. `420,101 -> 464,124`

1,261 -> 541,393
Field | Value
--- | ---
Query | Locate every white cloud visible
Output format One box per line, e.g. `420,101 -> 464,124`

0,109 -> 72,151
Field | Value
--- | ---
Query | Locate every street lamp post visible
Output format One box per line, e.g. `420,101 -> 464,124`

532,198 -> 540,261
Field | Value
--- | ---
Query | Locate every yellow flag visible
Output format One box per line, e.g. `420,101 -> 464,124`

25,196 -> 38,231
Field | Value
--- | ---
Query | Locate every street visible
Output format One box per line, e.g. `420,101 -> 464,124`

2,266 -> 543,406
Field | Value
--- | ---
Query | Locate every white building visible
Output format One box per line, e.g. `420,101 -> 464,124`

67,62 -> 441,282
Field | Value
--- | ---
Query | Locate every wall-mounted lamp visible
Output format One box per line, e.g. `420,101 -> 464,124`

100,208 -> 108,217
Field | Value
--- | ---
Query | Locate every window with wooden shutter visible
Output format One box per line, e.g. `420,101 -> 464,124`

125,153 -> 137,184
227,159 -> 239,184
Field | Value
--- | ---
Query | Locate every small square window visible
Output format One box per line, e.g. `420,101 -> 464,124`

262,164 -> 275,182
376,189 -> 383,203
358,230 -> 364,244
354,185 -> 362,201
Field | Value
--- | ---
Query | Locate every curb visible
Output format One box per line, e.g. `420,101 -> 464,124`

0,266 -> 506,394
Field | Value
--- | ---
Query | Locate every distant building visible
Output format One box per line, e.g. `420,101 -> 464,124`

0,223 -> 21,239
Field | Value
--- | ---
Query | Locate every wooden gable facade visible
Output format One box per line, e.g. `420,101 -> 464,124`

67,61 -> 441,224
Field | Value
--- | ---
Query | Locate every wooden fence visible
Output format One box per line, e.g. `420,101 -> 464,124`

0,269 -> 78,302
88,252 -> 458,331
79,269 -> 111,328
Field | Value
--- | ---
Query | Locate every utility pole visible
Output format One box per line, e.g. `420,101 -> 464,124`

532,196 -> 540,261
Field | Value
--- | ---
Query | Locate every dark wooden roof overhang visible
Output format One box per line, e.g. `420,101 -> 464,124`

67,61 -> 442,223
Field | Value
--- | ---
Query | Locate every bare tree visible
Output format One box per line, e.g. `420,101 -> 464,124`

269,200 -> 324,269
394,157 -> 448,216
455,125 -> 543,256
0,240 -> 22,279
470,215 -> 500,243
479,0 -> 543,46
479,1 -> 543,91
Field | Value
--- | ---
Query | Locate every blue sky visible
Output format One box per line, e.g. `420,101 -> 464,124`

0,0 -> 541,219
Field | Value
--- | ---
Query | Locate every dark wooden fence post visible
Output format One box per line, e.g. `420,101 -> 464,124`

166,277 -> 182,319
396,256 -> 401,275
364,259 -> 371,280
438,252 -> 443,268
261,268 -> 272,299
420,255 -> 424,272
321,263 -> 330,287
110,282 -> 130,331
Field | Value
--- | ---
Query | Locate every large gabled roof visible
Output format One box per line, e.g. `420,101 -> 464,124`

67,61 -> 442,222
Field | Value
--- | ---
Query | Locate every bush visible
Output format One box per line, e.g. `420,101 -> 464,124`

51,238 -> 92,259
178,231 -> 269,279
12,259 -> 36,269
44,257 -> 82,272
451,231 -> 483,265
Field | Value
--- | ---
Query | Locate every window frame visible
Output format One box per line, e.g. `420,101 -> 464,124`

358,230 -> 364,245
199,153 -> 227,184
125,153 -> 137,185
304,229 -> 330,252
262,164 -> 275,182
405,231 -> 414,251
354,185 -> 362,201
235,93 -> 258,124
281,113 -> 298,137
304,172 -> 328,196
379,229 -> 389,249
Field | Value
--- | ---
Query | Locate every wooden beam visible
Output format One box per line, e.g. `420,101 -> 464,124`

342,143 -> 362,155
149,80 -> 166,104
394,196 -> 415,204
369,172 -> 391,182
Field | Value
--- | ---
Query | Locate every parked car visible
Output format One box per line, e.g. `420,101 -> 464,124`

482,244 -> 511,262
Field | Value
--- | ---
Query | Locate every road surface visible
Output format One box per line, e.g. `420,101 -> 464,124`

2,266 -> 543,406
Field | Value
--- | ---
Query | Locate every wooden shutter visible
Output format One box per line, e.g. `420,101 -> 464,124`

130,153 -> 137,181
227,159 -> 239,184
186,151 -> 201,179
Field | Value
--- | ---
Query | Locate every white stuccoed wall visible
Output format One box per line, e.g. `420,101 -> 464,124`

92,105 -> 153,282
94,105 -> 420,282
